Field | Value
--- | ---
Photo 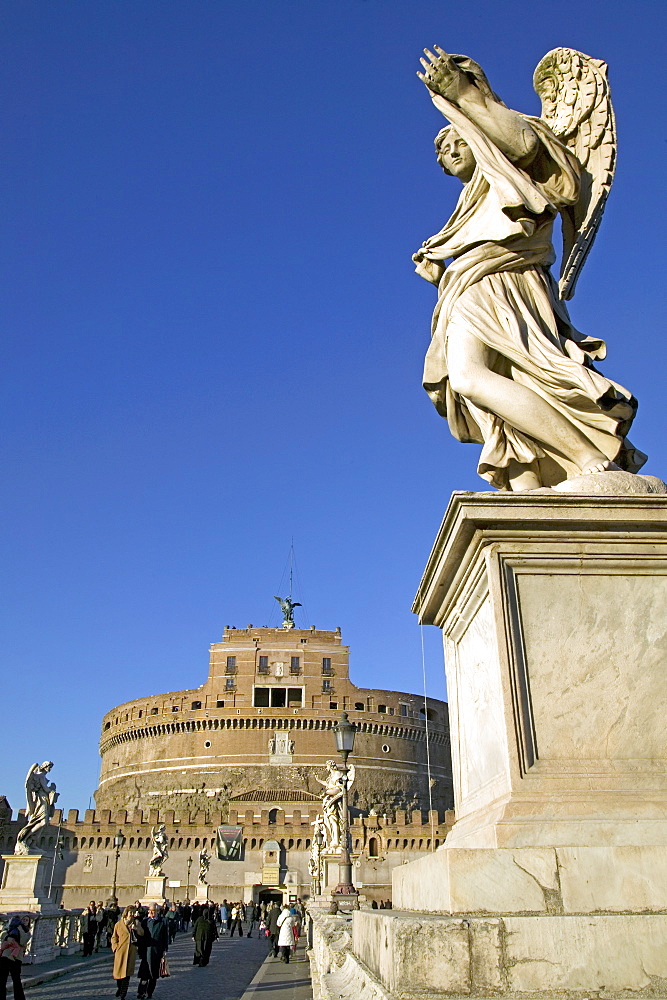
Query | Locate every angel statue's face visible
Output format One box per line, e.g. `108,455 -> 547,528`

436,129 -> 476,183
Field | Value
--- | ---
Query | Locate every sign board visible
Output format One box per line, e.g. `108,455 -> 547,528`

217,825 -> 243,861
168,881 -> 181,888
261,866 -> 280,885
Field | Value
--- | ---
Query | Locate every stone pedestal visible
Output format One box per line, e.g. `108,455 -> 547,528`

140,874 -> 167,904
362,493 -> 667,995
194,882 -> 209,902
0,853 -> 59,912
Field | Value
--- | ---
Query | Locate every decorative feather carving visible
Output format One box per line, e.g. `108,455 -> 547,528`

533,48 -> 616,300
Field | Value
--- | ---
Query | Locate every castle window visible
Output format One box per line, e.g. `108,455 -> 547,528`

172,705 -> 179,712
271,688 -> 286,708
258,656 -> 269,673
225,677 -> 236,691
216,700 -> 225,707
329,702 -> 338,710
322,658 -> 332,674
290,656 -> 300,674
151,708 -> 158,715
104,722 -> 111,730
355,702 -> 364,711
400,703 -> 408,717
254,688 -> 270,708
378,704 -> 387,714
287,688 -> 303,707
322,679 -> 331,691
226,656 -> 237,673
138,710 -> 142,718
191,701 -> 202,710
268,809 -> 278,825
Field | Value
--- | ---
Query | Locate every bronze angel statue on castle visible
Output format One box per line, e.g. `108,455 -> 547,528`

413,47 -> 647,491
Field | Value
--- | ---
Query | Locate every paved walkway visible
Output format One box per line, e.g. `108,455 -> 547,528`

17,928 -> 311,1000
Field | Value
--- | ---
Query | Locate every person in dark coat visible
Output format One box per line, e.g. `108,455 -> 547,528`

192,907 -> 218,967
267,903 -> 281,957
136,904 -> 169,999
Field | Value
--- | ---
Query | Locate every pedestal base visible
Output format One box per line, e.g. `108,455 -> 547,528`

0,854 -> 59,912
353,910 -> 667,996
140,874 -> 167,905
194,883 -> 209,902
381,491 -> 667,994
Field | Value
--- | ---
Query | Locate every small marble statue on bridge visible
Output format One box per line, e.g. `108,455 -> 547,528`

148,824 -> 169,875
413,46 -> 647,491
315,760 -> 355,849
15,761 -> 59,855
198,846 -> 211,884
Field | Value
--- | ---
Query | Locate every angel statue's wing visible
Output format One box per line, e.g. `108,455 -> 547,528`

24,763 -> 39,816
533,47 -> 616,301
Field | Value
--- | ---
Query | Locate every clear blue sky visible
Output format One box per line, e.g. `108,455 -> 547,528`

1,0 -> 665,811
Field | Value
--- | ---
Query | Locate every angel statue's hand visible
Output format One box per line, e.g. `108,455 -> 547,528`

417,47 -> 472,104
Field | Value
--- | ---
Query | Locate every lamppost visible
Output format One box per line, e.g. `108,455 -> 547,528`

186,856 -> 193,901
314,829 -> 324,897
111,831 -> 125,902
332,712 -> 359,907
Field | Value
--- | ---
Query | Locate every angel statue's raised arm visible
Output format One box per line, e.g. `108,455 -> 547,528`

413,46 -> 646,492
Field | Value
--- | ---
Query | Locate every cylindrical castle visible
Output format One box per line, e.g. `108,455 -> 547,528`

97,625 -> 452,817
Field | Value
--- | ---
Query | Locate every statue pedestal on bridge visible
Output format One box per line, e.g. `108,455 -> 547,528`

0,853 -> 59,912
353,492 -> 667,995
141,874 -> 167,905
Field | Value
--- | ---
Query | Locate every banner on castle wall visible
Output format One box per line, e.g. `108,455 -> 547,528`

217,825 -> 243,860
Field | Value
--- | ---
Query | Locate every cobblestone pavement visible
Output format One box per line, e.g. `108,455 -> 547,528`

23,928 -> 281,1000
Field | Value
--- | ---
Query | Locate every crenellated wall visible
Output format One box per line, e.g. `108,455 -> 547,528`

0,803 -> 455,908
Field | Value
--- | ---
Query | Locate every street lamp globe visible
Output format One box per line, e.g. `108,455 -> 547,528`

334,712 -> 356,757
114,832 -> 125,850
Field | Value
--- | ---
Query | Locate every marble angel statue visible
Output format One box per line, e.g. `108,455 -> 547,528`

198,847 -> 211,884
314,760 -> 355,849
148,823 -> 169,875
15,761 -> 59,855
413,46 -> 646,491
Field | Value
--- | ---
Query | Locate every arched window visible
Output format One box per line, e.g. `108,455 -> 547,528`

268,809 -> 278,825
368,837 -> 379,857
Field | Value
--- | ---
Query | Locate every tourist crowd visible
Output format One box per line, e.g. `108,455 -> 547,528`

77,897 -> 306,997
0,897 -> 306,999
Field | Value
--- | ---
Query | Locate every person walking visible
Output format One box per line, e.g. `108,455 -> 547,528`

267,902 -> 280,957
246,900 -> 257,938
181,902 -> 191,931
0,915 -> 31,1000
81,901 -> 98,956
290,905 -> 302,954
229,902 -> 244,937
136,903 -> 169,999
276,905 -> 295,963
105,900 -> 121,946
165,904 -> 178,944
111,906 -> 143,1000
219,900 -> 228,934
192,906 -> 218,966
